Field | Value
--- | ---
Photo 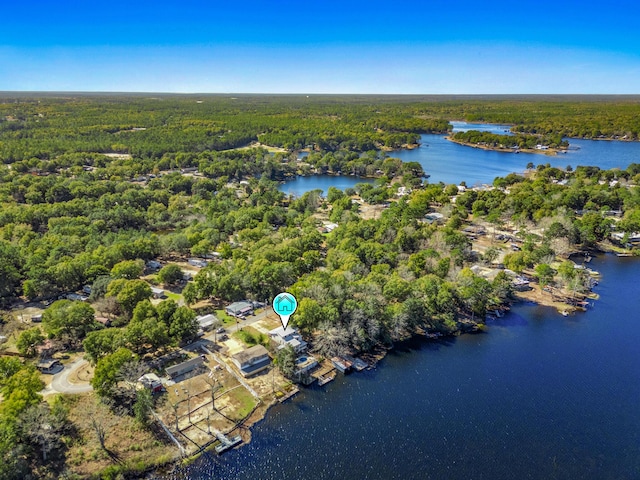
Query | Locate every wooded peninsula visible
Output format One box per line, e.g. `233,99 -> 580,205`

1,94 -> 640,479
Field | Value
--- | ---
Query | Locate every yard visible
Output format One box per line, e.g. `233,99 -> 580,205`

62,393 -> 178,478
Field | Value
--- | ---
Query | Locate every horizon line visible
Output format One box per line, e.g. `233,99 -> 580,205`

2,91 -> 640,98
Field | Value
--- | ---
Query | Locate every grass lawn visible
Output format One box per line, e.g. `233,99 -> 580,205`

165,291 -> 182,302
227,387 -> 257,421
232,326 -> 269,348
215,309 -> 236,325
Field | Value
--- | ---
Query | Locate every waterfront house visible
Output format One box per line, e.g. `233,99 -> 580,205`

225,301 -> 254,317
268,326 -> 308,353
294,354 -> 319,377
165,356 -> 205,378
232,345 -> 271,377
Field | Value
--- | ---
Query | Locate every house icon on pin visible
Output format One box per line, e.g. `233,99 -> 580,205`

275,294 -> 295,313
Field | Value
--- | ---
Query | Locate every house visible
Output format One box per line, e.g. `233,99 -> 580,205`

31,314 -> 43,323
37,359 -> 61,374
165,356 -> 205,378
294,354 -> 318,376
196,314 -> 218,331
274,294 -> 296,314
146,260 -> 162,270
322,222 -> 339,233
232,345 -> 271,377
138,373 -> 164,393
66,293 -> 88,302
611,232 -> 640,244
268,326 -> 308,353
188,258 -> 208,268
95,316 -> 112,327
226,301 -> 254,317
151,287 -> 166,299
424,212 -> 444,224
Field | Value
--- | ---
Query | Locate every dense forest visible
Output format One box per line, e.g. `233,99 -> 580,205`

451,130 -> 569,150
1,95 -> 640,478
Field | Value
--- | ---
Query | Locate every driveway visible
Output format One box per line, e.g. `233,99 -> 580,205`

46,356 -> 93,394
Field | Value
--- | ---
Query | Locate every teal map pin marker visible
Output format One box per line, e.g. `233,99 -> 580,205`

273,292 -> 298,330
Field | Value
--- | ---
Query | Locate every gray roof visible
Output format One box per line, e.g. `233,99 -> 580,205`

232,345 -> 269,366
165,356 -> 204,376
226,301 -> 253,313
197,314 -> 218,327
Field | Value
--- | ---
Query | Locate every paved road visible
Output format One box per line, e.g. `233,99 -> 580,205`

47,356 -> 93,394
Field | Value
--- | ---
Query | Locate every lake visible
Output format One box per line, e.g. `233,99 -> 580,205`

391,126 -> 640,186
279,175 -> 375,197
280,123 -> 640,191
161,254 -> 640,480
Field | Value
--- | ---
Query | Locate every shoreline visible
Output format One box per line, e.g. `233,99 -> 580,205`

154,249 -> 613,477
445,136 -> 567,156
156,284 -> 589,476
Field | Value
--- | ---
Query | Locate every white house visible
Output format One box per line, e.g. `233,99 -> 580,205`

268,326 -> 308,353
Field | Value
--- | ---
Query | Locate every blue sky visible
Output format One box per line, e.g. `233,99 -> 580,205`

2,0 -> 640,93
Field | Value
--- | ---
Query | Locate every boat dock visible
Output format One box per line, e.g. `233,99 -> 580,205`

214,433 -> 242,454
331,356 -> 353,373
277,386 -> 300,403
343,355 -> 369,371
312,360 -> 337,386
317,371 -> 336,386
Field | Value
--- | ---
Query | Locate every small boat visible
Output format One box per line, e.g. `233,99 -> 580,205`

561,311 -> 569,317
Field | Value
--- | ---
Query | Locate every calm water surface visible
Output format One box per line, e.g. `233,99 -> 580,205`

392,127 -> 640,185
279,175 -> 375,197
280,123 -> 640,191
163,255 -> 640,480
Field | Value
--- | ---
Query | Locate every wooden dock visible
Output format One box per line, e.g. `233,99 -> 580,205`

344,355 -> 369,371
277,386 -> 300,403
214,433 -> 242,454
317,371 -> 336,386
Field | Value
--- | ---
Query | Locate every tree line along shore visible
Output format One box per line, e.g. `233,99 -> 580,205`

1,95 -> 640,479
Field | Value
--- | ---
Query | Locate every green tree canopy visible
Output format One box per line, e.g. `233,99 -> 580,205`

42,300 -> 98,346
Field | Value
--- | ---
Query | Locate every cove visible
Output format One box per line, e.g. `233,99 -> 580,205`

160,254 -> 640,480
278,175 -> 375,197
391,123 -> 640,186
